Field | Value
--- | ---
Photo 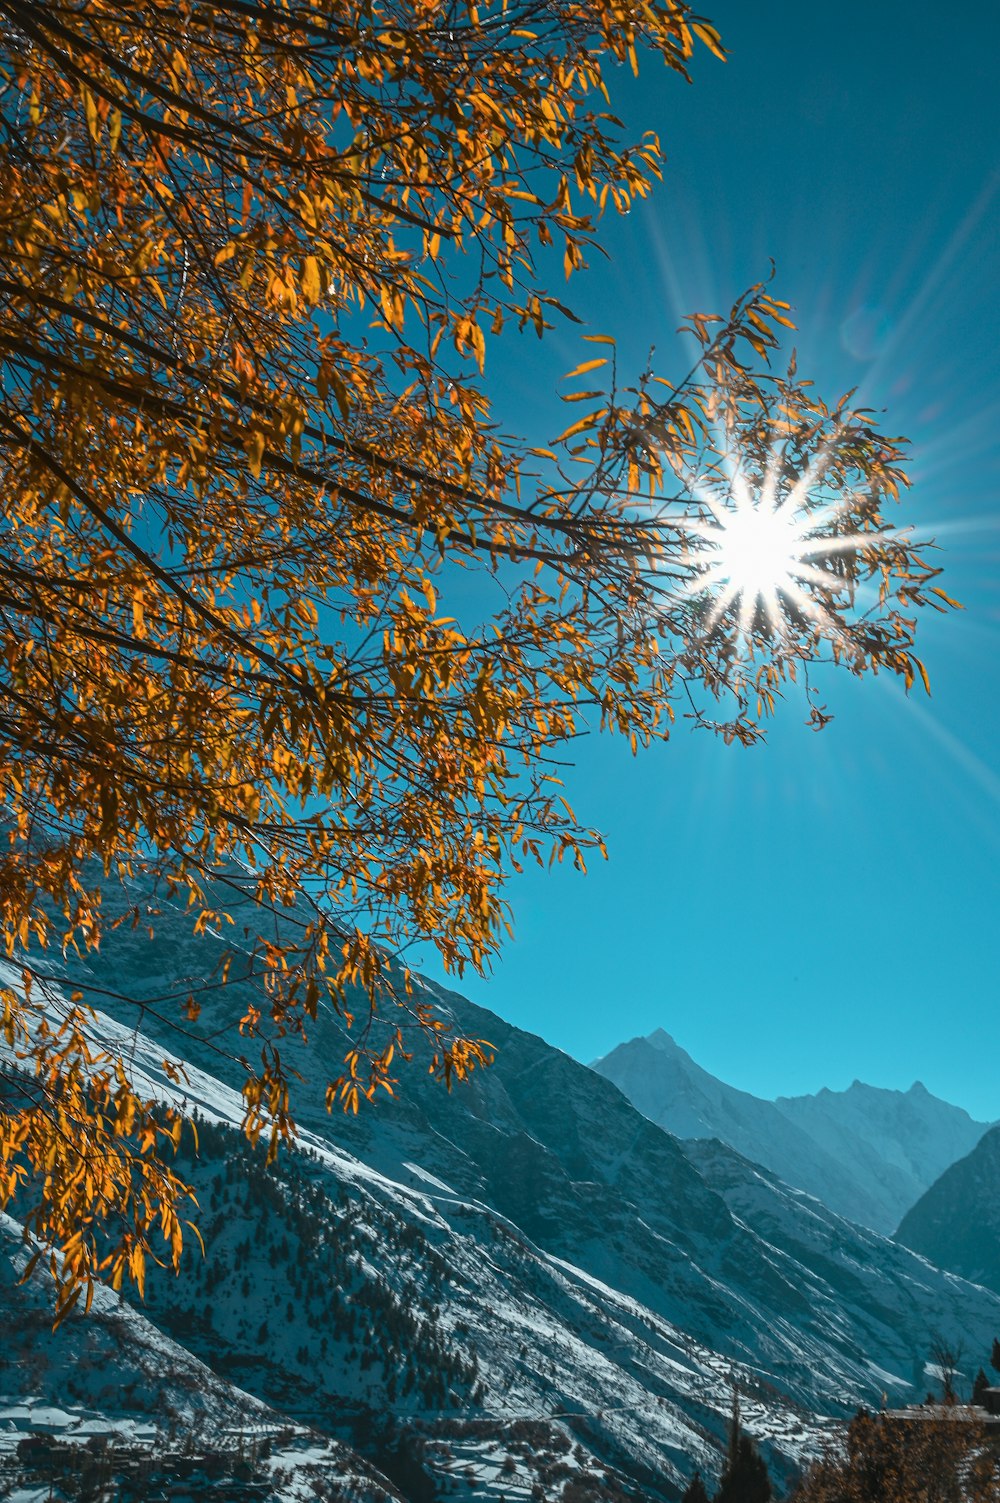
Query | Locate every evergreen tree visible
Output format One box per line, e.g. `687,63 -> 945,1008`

726,1387 -> 742,1468
716,1388 -> 772,1503
992,1337 -> 1000,1375
973,1368 -> 991,1407
682,1472 -> 711,1503
716,1436 -> 773,1503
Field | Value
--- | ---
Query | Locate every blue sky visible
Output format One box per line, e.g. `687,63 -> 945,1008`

419,0 -> 1000,1118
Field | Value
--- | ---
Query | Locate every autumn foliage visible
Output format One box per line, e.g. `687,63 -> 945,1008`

0,0 -> 951,1313
791,1407 -> 1000,1503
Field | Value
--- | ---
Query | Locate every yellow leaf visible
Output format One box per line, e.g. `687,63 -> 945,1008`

552,409 -> 607,444
302,255 -> 322,304
930,587 -> 963,609
692,21 -> 727,60
563,357 -> 608,379
246,430 -> 266,478
80,85 -> 98,143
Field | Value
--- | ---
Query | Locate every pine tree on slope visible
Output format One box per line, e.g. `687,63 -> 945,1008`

682,1471 -> 711,1503
715,1388 -> 772,1503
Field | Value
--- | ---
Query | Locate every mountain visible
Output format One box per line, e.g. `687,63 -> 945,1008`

592,1029 -> 991,1233
588,1031 -> 872,1228
4,888 -> 1000,1500
0,971 -> 815,1502
775,1078 -> 992,1232
895,1124 -> 1000,1295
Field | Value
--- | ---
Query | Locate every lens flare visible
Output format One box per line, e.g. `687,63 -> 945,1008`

679,450 -> 889,649
709,498 -> 805,601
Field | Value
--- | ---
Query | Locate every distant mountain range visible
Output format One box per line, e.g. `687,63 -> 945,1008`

3,889 -> 999,1501
896,1124 -> 1000,1294
592,1028 -> 992,1234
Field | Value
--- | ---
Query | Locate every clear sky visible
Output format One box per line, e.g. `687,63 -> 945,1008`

417,0 -> 1000,1120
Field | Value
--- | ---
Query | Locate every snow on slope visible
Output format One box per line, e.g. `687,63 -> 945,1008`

2,963 -> 809,1500
0,1208 -> 270,1443
594,1028 -> 991,1233
62,929 -> 1000,1426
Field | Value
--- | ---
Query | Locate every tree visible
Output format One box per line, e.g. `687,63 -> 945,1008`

973,1368 -> 991,1407
717,1436 -> 772,1503
791,1406 -> 1000,1503
930,1337 -> 965,1404
992,1337 -> 1000,1375
715,1388 -> 772,1503
0,0 -> 951,1315
682,1470 -> 711,1503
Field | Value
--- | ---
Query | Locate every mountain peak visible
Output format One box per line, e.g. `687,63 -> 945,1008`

647,1027 -> 678,1051
846,1078 -> 934,1102
591,1026 -> 700,1076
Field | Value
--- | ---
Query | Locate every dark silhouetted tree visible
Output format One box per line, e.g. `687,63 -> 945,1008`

716,1389 -> 772,1503
930,1337 -> 964,1404
683,1471 -> 711,1503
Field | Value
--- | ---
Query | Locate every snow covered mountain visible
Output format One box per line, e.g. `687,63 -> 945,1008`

4,890 -> 1000,1501
775,1077 -> 992,1232
0,1208 -> 410,1502
895,1124 -> 1000,1294
592,1028 -> 991,1233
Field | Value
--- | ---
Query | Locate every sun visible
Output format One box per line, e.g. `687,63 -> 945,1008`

679,463 -> 879,647
709,498 -> 808,603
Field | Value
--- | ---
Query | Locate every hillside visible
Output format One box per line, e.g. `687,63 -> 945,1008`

0,1208 -> 408,1502
895,1124 -> 1000,1295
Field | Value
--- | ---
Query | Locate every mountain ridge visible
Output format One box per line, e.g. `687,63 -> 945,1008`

593,1028 -> 992,1233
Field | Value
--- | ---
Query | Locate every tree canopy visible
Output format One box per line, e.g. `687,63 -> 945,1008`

792,1407 -> 1000,1503
0,0 -> 952,1314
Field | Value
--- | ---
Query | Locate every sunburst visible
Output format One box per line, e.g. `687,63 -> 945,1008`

679,449 -> 890,649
